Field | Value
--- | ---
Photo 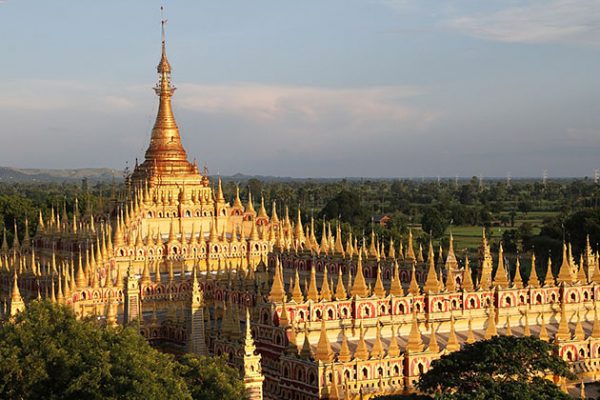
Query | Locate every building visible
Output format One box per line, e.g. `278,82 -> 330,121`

2,25 -> 600,400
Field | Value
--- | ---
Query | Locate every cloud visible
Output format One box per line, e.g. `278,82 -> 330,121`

0,80 -> 142,112
448,0 -> 600,45
173,83 -> 439,160
0,79 -> 442,175
1,79 -> 594,177
565,127 -> 600,146
379,0 -> 416,12
177,83 -> 435,129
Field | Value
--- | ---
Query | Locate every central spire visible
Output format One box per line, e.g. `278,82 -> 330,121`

144,10 -> 188,165
131,9 -> 205,187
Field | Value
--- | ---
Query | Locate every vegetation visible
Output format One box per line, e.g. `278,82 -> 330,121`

375,336 -> 575,400
418,336 -> 575,400
1,176 -> 599,264
178,354 -> 246,400
0,301 -> 246,400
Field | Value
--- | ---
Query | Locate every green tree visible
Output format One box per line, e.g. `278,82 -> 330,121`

420,207 -> 448,239
319,190 -> 368,227
517,198 -> 533,215
0,301 -> 189,400
416,336 -> 575,400
178,354 -> 246,400
0,301 -> 243,400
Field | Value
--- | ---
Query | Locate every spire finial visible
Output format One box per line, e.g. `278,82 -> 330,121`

161,6 -> 167,45
157,6 -> 172,78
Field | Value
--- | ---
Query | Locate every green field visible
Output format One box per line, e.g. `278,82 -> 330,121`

444,210 -> 559,253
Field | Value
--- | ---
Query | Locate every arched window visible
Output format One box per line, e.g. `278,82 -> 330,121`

308,371 -> 316,384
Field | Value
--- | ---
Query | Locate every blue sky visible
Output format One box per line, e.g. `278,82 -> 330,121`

1,0 -> 599,177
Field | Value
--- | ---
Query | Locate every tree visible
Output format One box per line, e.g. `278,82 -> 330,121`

501,229 -> 519,253
0,301 -> 246,400
374,394 -> 432,400
533,207 -> 600,258
517,199 -> 532,215
420,207 -> 448,239
416,336 -> 575,400
0,301 -> 189,400
319,190 -> 368,228
177,354 -> 246,400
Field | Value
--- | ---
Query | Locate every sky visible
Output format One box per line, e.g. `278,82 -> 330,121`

0,0 -> 599,178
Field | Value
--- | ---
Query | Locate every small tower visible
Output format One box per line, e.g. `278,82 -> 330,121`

187,265 -> 207,355
123,260 -> 141,324
242,308 -> 265,400
9,270 -> 26,318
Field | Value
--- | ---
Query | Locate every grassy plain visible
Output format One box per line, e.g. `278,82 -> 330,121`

446,211 -> 559,252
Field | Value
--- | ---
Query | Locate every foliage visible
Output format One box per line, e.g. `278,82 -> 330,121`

501,223 -> 534,253
1,177 -> 600,258
0,301 -> 245,400
373,394 -> 432,400
416,335 -> 575,400
421,207 -> 448,238
539,207 -> 600,252
318,190 -> 368,228
177,354 -> 246,400
530,207 -> 600,267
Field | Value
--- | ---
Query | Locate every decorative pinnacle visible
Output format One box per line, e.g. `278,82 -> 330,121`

156,6 -> 173,91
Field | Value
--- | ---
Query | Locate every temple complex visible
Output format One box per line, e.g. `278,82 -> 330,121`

2,24 -> 600,400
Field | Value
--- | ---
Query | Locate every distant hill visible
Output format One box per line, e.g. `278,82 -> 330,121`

0,167 -> 121,183
0,167 -> 581,184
